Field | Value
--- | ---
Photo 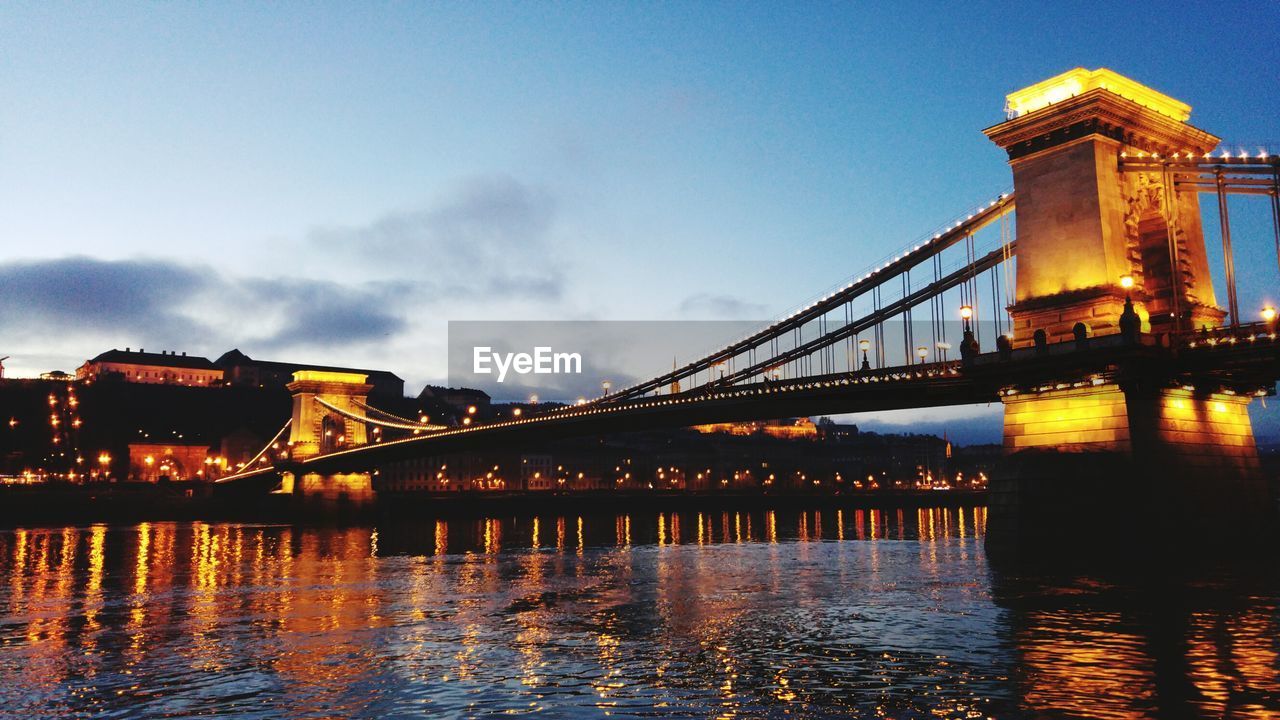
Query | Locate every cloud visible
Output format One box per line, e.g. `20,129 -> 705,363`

235,277 -> 409,350
677,293 -> 767,319
0,176 -> 574,382
0,256 -> 409,356
306,175 -> 565,300
0,256 -> 214,344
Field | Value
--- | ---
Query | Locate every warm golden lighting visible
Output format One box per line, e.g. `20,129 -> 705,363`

1119,274 -> 1135,290
959,304 -> 973,320
1004,67 -> 1192,121
291,369 -> 369,384
1262,306 -> 1277,323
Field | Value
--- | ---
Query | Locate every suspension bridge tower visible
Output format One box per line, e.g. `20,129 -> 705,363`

279,370 -> 375,508
983,68 -> 1267,536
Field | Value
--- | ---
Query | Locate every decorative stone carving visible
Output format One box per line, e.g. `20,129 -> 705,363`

1121,171 -> 1200,305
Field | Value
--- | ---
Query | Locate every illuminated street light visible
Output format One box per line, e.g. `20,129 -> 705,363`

1119,275 -> 1140,339
916,346 -> 928,363
601,380 -> 612,396
1262,305 -> 1277,323
858,338 -> 872,371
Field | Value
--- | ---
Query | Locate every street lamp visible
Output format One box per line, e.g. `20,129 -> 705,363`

1262,305 -> 1277,324
959,305 -> 978,361
1119,274 -> 1135,299
601,380 -> 612,396
916,346 -> 928,364
1119,275 -> 1140,340
858,338 -> 872,371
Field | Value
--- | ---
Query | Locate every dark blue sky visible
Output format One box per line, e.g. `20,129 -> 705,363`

2,1 -> 1277,441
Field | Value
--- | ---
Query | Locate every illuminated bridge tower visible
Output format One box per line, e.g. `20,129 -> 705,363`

280,370 -> 375,509
986,68 -> 1224,340
982,68 -> 1266,537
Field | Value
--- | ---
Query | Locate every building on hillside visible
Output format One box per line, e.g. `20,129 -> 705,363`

215,349 -> 405,399
694,417 -> 819,439
418,386 -> 491,416
127,442 -> 218,482
77,349 -> 223,386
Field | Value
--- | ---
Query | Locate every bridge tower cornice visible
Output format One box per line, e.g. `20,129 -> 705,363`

985,87 -> 1220,162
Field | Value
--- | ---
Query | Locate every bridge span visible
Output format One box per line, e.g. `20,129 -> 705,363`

218,67 -> 1279,539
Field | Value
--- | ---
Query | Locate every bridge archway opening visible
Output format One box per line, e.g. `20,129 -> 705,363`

320,414 -> 347,454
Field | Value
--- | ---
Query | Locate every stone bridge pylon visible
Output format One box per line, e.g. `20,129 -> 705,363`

279,370 -> 375,508
982,68 -> 1266,539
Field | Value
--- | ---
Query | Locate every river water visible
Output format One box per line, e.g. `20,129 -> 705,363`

1,507 -> 1277,719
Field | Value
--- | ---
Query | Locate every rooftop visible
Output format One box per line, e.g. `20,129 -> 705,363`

89,349 -> 218,371
214,349 -> 403,382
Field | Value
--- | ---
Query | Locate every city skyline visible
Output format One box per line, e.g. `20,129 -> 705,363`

3,2 -> 1279,443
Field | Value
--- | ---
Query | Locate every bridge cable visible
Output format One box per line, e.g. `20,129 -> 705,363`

701,244 -> 1013,389
1001,210 -> 1015,335
213,418 -> 291,484
351,399 -> 443,429
314,397 -> 447,432
598,193 -> 1015,402
1271,165 -> 1280,279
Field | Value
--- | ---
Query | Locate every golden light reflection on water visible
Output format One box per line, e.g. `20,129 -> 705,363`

0,510 -> 1275,719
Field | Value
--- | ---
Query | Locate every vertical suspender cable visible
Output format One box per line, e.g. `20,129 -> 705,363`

1216,168 -> 1239,327
903,271 -> 912,364
1272,164 -> 1280,280
937,253 -> 947,356
1161,163 -> 1184,333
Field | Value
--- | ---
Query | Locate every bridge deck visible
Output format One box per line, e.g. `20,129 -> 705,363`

217,324 -> 1279,484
